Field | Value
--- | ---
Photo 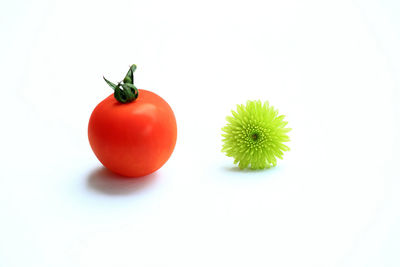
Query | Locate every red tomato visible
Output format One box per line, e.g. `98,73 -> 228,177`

88,89 -> 177,177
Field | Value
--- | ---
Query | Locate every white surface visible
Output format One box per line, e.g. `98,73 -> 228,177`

1,0 -> 400,266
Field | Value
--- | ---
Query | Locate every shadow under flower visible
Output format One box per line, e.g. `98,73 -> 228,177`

222,165 -> 281,173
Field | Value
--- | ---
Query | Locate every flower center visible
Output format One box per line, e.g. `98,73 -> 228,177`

251,133 -> 259,140
240,123 -> 270,148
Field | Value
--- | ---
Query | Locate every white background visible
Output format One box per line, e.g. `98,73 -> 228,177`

1,0 -> 399,266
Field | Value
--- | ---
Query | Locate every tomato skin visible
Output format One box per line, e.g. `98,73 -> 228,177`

88,89 -> 177,177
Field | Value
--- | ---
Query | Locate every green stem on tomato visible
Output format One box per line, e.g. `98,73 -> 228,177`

103,64 -> 138,103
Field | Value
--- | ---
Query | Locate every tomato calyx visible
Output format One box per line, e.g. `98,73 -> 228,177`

103,64 -> 139,103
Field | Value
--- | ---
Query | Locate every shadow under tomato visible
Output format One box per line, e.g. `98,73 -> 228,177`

87,167 -> 158,195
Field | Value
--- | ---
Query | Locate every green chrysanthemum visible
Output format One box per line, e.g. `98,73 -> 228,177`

222,100 -> 291,169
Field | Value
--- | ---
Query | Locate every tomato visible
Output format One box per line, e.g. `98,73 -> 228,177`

88,65 -> 177,177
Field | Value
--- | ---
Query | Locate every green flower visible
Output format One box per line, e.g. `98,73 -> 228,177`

222,100 -> 291,169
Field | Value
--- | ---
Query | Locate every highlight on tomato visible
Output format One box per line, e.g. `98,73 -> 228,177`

88,64 -> 177,177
